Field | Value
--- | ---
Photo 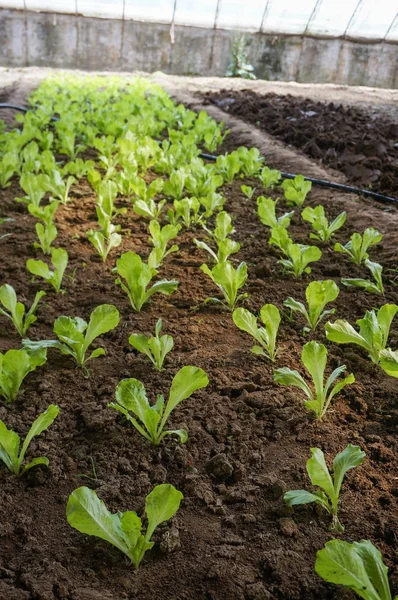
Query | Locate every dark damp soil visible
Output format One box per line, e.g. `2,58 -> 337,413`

200,89 -> 398,199
1,121 -> 398,600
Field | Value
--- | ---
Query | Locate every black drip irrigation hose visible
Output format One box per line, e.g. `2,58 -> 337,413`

1,103 -> 397,206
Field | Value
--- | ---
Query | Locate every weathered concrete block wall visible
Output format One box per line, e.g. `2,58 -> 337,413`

0,8 -> 397,88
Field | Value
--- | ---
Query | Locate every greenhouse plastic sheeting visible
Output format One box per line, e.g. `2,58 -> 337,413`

2,0 -> 397,41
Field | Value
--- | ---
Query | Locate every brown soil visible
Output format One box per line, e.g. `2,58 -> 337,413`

1,88 -> 398,600
200,90 -> 398,199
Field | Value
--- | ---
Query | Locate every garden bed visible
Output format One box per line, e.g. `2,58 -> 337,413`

0,77 -> 398,600
200,89 -> 398,198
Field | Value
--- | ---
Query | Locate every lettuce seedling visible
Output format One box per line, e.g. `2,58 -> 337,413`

215,153 -> 242,183
87,224 -> 122,263
301,205 -> 346,241
379,349 -> 398,378
233,304 -> 280,361
17,173 -> 49,206
342,259 -> 384,295
279,242 -> 322,278
206,211 -> 235,243
29,201 -> 60,254
109,365 -> 208,444
201,260 -> 248,310
269,225 -> 292,255
129,319 -> 174,371
0,152 -> 18,188
236,147 -> 263,177
23,304 -> 119,368
185,161 -> 223,197
257,196 -> 294,229
285,445 -> 365,532
274,341 -> 355,420
67,484 -> 183,569
27,247 -> 68,293
134,197 -> 166,220
147,221 -> 180,269
115,251 -> 179,312
199,191 -> 225,218
167,198 -> 201,228
46,169 -> 75,205
325,304 -> 398,365
315,539 -> 396,600
284,279 -> 339,331
259,166 -> 281,189
334,227 -> 382,266
0,284 -> 46,336
194,237 -> 240,264
0,404 -> 59,477
282,175 -> 312,206
63,158 -> 95,179
163,168 -> 188,200
0,347 -> 47,403
241,185 -> 255,200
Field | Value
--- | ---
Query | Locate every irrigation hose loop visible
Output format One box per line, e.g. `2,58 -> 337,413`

1,104 -> 397,205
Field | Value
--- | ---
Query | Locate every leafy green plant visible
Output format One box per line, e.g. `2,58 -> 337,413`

257,196 -> 294,229
29,200 -> 60,254
204,210 -> 235,244
315,539 -> 396,600
199,191 -> 225,218
259,166 -> 281,189
201,260 -> 248,310
67,484 -> 183,569
232,304 -> 280,361
147,221 -> 180,269
226,34 -> 256,79
269,225 -> 292,255
167,198 -> 201,228
279,242 -> 322,278
282,175 -> 312,207
0,152 -> 18,188
129,319 -> 174,371
284,280 -> 339,331
23,304 -> 119,368
194,237 -> 240,264
115,251 -> 178,312
63,158 -> 95,178
241,185 -> 255,200
17,173 -> 49,206
0,284 -> 46,336
27,247 -> 68,293
163,168 -> 188,200
342,259 -> 384,295
0,404 -> 59,477
46,169 -> 75,204
285,444 -> 365,532
379,349 -> 398,378
334,228 -> 382,266
236,147 -> 263,176
274,341 -> 355,420
0,348 -> 47,403
325,304 -> 398,365
215,153 -> 242,183
109,366 -> 208,444
87,224 -> 121,263
301,205 -> 346,241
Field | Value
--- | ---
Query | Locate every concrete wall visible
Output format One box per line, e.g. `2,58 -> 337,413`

0,8 -> 397,88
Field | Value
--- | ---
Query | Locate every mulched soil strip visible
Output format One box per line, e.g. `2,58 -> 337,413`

1,112 -> 398,600
200,89 -> 398,199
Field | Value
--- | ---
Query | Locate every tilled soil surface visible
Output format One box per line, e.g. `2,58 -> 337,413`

200,90 -> 398,199
1,92 -> 398,600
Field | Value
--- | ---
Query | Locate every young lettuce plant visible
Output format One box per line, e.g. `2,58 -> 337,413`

258,166 -> 281,189
284,279 -> 339,331
129,319 -> 174,371
26,247 -> 68,293
23,304 -> 119,369
236,146 -> 263,177
232,304 -> 280,361
16,173 -> 49,207
334,227 -> 382,266
46,169 -> 75,205
29,200 -> 60,254
115,251 -> 179,312
66,484 -> 183,569
379,349 -> 398,378
163,168 -> 188,200
109,366 -> 208,444
301,205 -> 346,241
342,259 -> 384,295
194,237 -> 240,264
0,347 -> 47,404
201,261 -> 248,310
282,175 -> 312,207
0,284 -> 46,336
147,221 -> 180,269
215,153 -> 242,183
241,185 -> 255,200
325,304 -> 398,365
199,191 -> 225,218
285,444 -> 365,532
274,341 -> 355,420
0,152 -> 18,188
279,242 -> 322,278
0,404 -> 59,477
167,198 -> 201,228
257,196 -> 294,229
315,539 -> 397,600
87,223 -> 122,263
